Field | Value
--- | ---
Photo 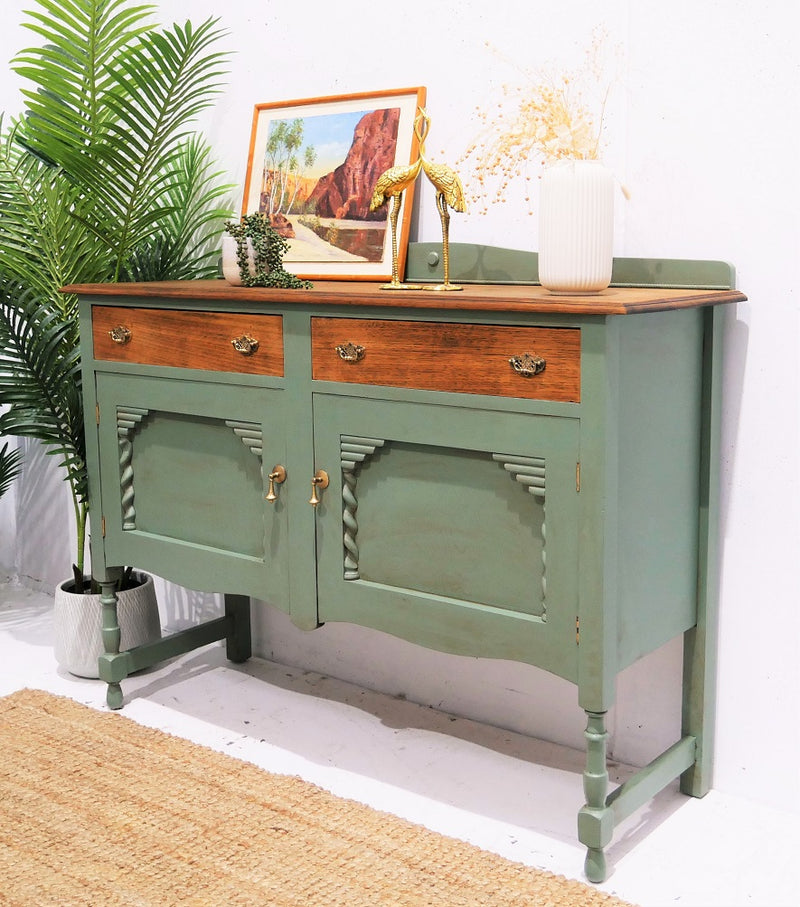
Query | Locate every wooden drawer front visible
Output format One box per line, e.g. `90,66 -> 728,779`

92,306 -> 284,375
312,318 -> 580,401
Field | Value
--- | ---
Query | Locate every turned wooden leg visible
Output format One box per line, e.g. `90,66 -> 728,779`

100,580 -> 123,710
578,710 -> 613,882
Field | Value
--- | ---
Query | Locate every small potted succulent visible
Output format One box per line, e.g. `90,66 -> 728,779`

222,212 -> 313,288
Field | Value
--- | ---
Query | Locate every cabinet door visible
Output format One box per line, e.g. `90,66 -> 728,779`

313,394 -> 580,681
95,373 -> 289,603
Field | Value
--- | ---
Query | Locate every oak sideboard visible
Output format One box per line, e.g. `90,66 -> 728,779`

68,246 -> 745,881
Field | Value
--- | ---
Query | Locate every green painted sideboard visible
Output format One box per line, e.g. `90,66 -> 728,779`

69,251 -> 744,882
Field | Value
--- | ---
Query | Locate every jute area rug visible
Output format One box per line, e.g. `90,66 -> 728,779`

0,689 -> 636,906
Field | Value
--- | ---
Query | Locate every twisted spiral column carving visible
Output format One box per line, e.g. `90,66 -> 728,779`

340,436 -> 385,580
117,408 -> 150,530
492,453 -> 547,619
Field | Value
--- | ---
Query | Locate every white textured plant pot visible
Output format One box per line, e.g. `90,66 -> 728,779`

538,159 -> 614,294
221,235 -> 257,285
53,573 -> 161,678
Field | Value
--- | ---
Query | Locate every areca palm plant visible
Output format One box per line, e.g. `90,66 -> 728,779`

0,0 -> 233,589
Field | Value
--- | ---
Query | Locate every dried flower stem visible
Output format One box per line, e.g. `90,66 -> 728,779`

458,28 -> 619,214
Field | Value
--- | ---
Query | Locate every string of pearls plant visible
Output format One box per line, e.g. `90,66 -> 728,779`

224,212 -> 312,289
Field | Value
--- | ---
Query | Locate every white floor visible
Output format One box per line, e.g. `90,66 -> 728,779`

1,580 -> 796,907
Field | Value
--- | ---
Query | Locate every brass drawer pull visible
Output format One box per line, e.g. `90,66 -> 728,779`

265,465 -> 286,503
232,334 -> 259,355
335,342 -> 365,362
509,353 -> 546,377
109,325 -> 131,345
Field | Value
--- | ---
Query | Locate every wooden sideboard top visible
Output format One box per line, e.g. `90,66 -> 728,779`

64,279 -> 746,316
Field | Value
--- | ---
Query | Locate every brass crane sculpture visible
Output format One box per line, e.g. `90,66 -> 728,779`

369,110 -> 425,290
415,107 -> 467,291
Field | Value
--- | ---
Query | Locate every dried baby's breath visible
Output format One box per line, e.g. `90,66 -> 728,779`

459,28 -> 619,214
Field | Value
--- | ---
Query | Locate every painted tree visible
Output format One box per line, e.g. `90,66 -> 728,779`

261,118 -> 316,215
286,144 -> 317,214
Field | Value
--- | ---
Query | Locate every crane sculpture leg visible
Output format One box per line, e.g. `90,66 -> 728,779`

384,194 -> 406,289
426,190 -> 462,292
379,192 -> 419,290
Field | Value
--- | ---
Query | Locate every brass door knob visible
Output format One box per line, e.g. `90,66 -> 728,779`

309,469 -> 329,506
265,465 -> 286,503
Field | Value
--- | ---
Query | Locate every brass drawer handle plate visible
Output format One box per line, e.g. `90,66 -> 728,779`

509,353 -> 546,377
265,465 -> 286,503
335,342 -> 365,362
232,334 -> 259,355
309,469 -> 329,507
109,325 -> 131,345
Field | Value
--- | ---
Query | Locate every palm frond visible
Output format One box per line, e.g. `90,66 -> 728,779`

0,440 -> 24,500
0,122 -> 114,320
97,18 -> 231,275
0,280 -> 86,505
13,0 -> 156,157
13,5 -> 230,279
120,136 -> 234,281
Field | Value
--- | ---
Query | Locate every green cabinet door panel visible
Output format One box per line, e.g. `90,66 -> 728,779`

96,373 -> 290,604
312,394 -> 580,679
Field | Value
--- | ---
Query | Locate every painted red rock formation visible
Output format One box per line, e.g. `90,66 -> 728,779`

268,211 -> 295,238
307,107 -> 400,221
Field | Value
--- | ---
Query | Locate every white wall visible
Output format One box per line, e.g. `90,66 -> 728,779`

2,1 -> 798,814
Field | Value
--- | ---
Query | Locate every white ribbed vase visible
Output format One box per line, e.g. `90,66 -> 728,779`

538,159 -> 614,294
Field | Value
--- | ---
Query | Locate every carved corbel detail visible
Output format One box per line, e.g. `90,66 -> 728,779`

224,420 -> 263,461
493,453 -> 547,619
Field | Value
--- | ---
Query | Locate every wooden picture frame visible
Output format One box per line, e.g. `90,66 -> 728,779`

241,87 -> 426,281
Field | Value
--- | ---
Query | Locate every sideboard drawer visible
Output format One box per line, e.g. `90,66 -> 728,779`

92,306 -> 284,375
311,317 -> 580,401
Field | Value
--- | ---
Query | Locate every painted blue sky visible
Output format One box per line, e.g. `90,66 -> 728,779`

267,109 -> 373,179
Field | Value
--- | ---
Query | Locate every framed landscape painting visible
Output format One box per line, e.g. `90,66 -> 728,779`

241,87 -> 426,281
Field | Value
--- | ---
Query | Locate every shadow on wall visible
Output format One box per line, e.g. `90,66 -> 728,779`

14,438 -> 73,590
0,582 -> 53,647
718,303 -> 750,536
153,576 -> 223,633
1,435 -> 223,634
